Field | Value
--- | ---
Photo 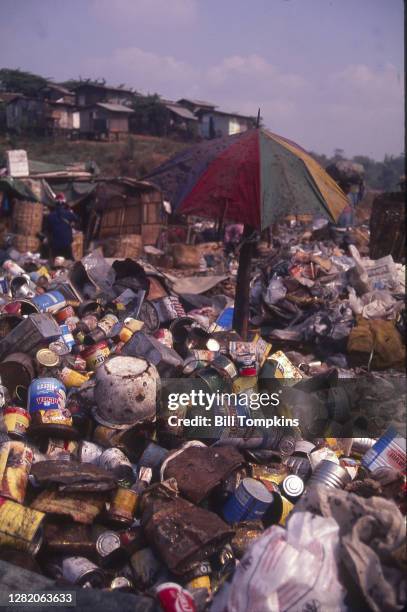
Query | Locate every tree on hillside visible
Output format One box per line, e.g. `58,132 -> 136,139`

130,94 -> 169,136
0,68 -> 48,96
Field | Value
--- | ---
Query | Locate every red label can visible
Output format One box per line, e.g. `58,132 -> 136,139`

155,582 -> 196,612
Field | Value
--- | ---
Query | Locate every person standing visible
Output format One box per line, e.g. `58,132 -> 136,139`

45,193 -> 79,260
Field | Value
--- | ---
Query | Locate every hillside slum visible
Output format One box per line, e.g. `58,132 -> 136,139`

0,149 -> 405,612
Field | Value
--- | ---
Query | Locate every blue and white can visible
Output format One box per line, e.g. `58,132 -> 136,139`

27,378 -> 66,413
32,291 -> 66,314
222,477 -> 273,523
60,324 -> 75,351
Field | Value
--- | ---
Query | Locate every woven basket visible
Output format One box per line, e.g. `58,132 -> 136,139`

102,234 -> 143,259
12,200 -> 43,236
72,231 -> 84,261
13,234 -> 40,253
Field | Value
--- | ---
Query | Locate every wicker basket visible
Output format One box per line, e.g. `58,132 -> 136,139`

72,231 -> 84,261
12,200 -> 43,236
102,234 -> 143,259
13,234 -> 40,253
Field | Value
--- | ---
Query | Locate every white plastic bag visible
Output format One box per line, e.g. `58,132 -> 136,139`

222,512 -> 346,612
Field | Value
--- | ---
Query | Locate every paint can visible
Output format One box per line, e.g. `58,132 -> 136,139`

106,486 -> 138,526
222,477 -> 273,523
81,341 -> 110,371
0,441 -> 33,503
0,497 -> 45,554
3,406 -> 31,438
32,290 -> 66,314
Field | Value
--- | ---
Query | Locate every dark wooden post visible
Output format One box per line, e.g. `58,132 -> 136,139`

233,224 -> 254,340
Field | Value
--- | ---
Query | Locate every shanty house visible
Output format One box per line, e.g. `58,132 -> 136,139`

86,178 -> 165,250
177,98 -> 256,138
6,96 -> 51,135
163,101 -> 198,138
79,103 -> 134,139
73,83 -> 135,107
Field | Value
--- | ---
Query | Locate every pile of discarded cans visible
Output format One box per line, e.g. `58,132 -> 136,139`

0,225 -> 405,612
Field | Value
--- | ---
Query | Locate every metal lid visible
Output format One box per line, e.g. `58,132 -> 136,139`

242,477 -> 273,504
282,474 -> 304,498
36,348 -> 60,368
49,340 -> 70,356
206,338 -> 220,352
110,576 -> 132,589
96,531 -> 121,558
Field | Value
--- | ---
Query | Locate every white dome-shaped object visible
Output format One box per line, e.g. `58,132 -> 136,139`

93,356 -> 159,429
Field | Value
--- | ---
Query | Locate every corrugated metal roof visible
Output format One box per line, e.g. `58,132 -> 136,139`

177,98 -> 216,109
165,104 -> 197,121
96,102 -> 134,113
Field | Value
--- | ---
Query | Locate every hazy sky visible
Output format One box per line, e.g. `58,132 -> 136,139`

0,0 -> 404,160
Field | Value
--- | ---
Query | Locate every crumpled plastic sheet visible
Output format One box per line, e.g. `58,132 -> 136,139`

213,511 -> 346,612
294,485 -> 406,612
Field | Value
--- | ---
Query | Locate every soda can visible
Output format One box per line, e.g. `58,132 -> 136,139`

59,324 -> 75,351
3,406 -> 31,438
27,378 -> 66,413
81,341 -> 110,371
222,477 -> 273,523
98,448 -> 134,481
32,290 -> 66,314
0,497 -> 45,554
155,582 -> 196,612
78,440 -> 104,464
62,556 -> 104,587
106,486 -> 138,526
0,441 -> 33,503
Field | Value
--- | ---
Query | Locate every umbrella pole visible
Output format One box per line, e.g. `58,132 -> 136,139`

233,224 -> 254,340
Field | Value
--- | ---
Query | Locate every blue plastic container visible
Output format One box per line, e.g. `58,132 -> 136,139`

222,477 -> 273,523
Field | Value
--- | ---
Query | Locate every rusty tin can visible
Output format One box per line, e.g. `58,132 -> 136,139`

54,305 -> 75,324
106,486 -> 138,526
0,441 -> 33,503
3,406 -> 30,438
78,440 -> 104,464
62,556 -> 105,587
81,341 -> 110,371
0,497 -> 45,554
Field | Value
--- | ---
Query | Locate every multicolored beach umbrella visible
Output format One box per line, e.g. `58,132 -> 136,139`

146,128 -> 348,228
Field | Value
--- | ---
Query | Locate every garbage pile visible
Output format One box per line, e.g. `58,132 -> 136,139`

0,223 -> 404,612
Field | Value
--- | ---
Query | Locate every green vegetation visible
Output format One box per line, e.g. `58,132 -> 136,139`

0,133 -> 187,178
0,68 -> 49,96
